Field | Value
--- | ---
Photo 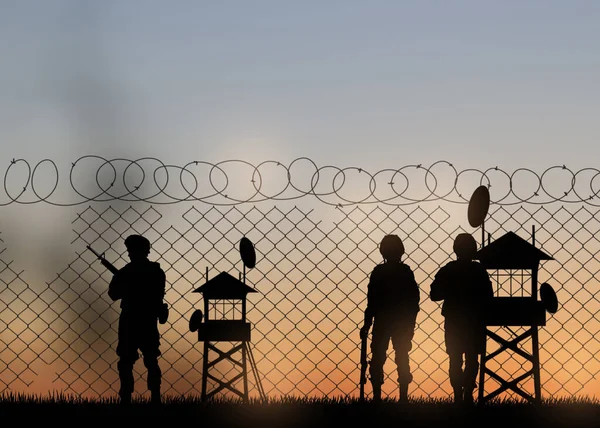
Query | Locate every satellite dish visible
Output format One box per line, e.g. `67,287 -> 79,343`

240,237 -> 256,269
540,282 -> 558,314
189,309 -> 203,332
468,185 -> 490,228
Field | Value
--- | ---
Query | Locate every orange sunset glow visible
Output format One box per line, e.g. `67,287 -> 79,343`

2,196 -> 599,401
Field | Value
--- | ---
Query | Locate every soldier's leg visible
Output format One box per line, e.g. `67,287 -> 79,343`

140,326 -> 162,404
116,319 -> 138,404
369,322 -> 390,401
391,323 -> 415,403
116,344 -> 138,403
143,353 -> 161,404
448,351 -> 464,403
143,352 -> 161,390
445,321 -> 464,403
463,348 -> 479,404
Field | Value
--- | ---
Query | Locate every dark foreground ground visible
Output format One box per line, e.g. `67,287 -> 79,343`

1,394 -> 599,428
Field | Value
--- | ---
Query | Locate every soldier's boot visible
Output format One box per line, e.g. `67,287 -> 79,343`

150,388 -> 161,405
119,392 -> 132,405
372,383 -> 382,403
453,387 -> 463,404
145,354 -> 161,405
398,383 -> 409,404
117,359 -> 135,406
463,387 -> 474,405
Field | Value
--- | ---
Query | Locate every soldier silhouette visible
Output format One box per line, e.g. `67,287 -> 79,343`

360,234 -> 420,403
429,233 -> 493,404
108,234 -> 167,405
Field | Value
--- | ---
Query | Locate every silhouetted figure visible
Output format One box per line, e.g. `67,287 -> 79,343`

360,234 -> 420,403
108,234 -> 166,405
430,233 -> 493,404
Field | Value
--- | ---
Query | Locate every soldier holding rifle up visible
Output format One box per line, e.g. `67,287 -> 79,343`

88,234 -> 167,405
360,234 -> 420,403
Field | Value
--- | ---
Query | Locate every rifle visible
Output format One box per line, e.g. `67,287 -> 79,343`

87,245 -> 119,275
359,327 -> 369,400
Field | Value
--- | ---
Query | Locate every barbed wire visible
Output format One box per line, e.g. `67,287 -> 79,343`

3,156 -> 600,207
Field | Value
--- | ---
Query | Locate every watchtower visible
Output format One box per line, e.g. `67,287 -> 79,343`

475,229 -> 558,405
188,237 -> 266,402
190,271 -> 265,401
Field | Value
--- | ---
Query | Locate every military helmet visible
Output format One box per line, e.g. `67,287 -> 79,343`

124,234 -> 151,254
453,233 -> 477,259
379,234 -> 405,260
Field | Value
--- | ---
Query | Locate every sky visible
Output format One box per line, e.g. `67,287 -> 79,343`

1,0 -> 600,399
1,0 -> 600,172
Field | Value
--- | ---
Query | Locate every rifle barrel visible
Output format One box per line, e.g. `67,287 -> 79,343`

86,245 -> 103,259
359,334 -> 368,400
86,245 -> 119,275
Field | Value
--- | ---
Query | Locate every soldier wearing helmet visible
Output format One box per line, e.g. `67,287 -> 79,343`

360,234 -> 420,403
430,233 -> 493,404
108,234 -> 167,405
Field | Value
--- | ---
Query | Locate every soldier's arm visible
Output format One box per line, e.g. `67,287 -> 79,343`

481,266 -> 494,299
108,270 -> 124,301
158,267 -> 166,300
429,266 -> 448,301
363,268 -> 379,327
151,264 -> 166,312
405,265 -> 421,314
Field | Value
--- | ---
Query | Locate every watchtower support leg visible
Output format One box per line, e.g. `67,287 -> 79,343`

242,340 -> 249,402
200,341 -> 251,402
201,340 -> 209,401
479,326 -> 541,405
478,330 -> 488,404
531,326 -> 542,405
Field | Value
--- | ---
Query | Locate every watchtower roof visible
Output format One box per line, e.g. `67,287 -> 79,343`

192,271 -> 258,299
475,231 -> 554,270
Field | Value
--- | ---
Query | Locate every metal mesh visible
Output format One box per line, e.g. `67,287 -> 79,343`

0,233 -> 40,391
1,202 -> 599,400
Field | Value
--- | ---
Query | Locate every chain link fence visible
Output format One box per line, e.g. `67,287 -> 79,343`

1,200 -> 599,400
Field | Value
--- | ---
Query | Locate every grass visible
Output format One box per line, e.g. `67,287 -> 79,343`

1,392 -> 599,427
